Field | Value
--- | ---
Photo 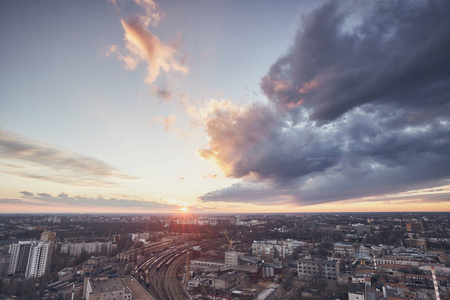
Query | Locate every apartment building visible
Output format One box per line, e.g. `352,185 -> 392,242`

8,241 -> 53,278
26,242 -> 53,278
297,258 -> 339,281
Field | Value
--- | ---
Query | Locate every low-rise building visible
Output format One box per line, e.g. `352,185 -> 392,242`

191,258 -> 225,271
297,258 -> 339,281
206,270 -> 248,291
225,251 -> 243,266
84,277 -> 132,300
334,242 -> 356,255
83,276 -> 153,300
252,239 -> 302,259
60,241 -> 116,256
406,222 -> 424,233
256,287 -> 277,300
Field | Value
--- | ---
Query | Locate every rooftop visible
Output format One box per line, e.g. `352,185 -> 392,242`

89,277 -> 131,295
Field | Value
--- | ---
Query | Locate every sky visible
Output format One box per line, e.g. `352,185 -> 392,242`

0,0 -> 449,214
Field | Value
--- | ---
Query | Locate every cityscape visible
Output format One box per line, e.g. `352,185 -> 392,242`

1,0 -> 450,299
0,212 -> 449,299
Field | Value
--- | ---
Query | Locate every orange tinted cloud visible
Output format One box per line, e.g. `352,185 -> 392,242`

133,0 -> 161,27
203,174 -> 218,179
163,114 -> 177,131
120,18 -> 188,85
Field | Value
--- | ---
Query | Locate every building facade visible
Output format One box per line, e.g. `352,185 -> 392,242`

26,242 -> 53,278
8,241 -> 53,278
225,251 -> 242,266
8,241 -> 32,275
60,241 -> 116,256
252,240 -> 301,259
297,258 -> 339,281
334,242 -> 356,255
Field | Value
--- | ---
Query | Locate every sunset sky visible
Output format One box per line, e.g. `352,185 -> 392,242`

1,0 -> 449,214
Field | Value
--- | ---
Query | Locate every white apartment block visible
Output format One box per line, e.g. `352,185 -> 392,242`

373,255 -> 420,267
131,232 -> 150,241
252,239 -> 302,259
26,242 -> 53,278
8,241 -> 32,275
8,241 -> 53,278
60,241 -> 117,256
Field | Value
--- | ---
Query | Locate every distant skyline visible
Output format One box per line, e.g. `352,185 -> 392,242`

1,0 -> 449,214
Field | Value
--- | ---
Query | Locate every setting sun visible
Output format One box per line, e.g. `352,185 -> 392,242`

180,207 -> 189,213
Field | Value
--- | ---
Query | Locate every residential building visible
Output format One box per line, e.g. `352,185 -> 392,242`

26,242 -> 53,278
8,241 -> 53,278
8,241 -> 32,275
131,232 -> 150,241
60,241 -> 116,256
252,239 -> 302,259
406,222 -> 424,233
225,251 -> 243,266
84,277 -> 132,300
334,242 -> 356,255
40,231 -> 56,242
0,246 -> 10,277
297,258 -> 339,281
206,271 -> 248,291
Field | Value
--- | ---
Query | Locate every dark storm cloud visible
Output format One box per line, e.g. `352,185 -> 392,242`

199,1 -> 450,205
261,0 -> 450,121
0,131 -> 138,187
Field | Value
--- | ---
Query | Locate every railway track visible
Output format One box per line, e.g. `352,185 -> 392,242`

135,240 -> 213,300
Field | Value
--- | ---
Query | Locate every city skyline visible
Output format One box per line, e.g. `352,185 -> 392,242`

1,0 -> 449,214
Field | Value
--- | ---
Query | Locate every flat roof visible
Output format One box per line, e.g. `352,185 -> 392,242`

89,278 -> 130,294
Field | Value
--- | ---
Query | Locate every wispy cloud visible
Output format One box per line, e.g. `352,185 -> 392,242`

152,86 -> 173,101
163,114 -> 177,131
203,174 -> 218,179
0,131 -> 137,187
108,0 -> 187,86
120,18 -> 187,85
0,198 -> 55,206
150,114 -> 187,138
2,191 -> 178,210
133,0 -> 162,27
150,114 -> 177,131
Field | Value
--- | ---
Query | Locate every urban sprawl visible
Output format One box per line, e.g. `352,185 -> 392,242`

0,212 -> 448,300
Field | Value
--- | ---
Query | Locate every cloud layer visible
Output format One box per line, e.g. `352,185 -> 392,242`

199,1 -> 450,206
0,131 -> 137,187
1,191 -> 177,210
